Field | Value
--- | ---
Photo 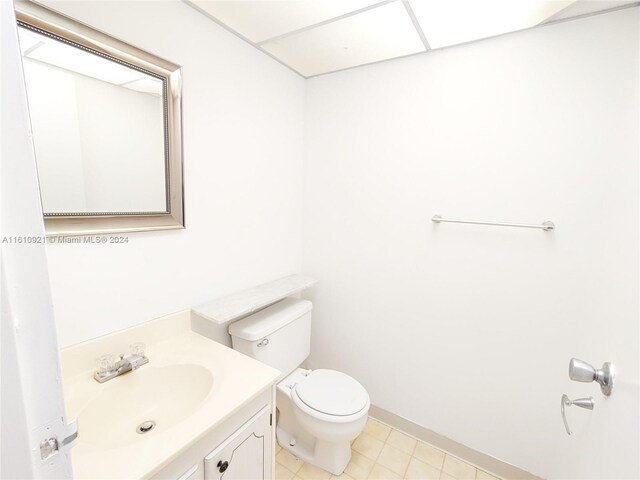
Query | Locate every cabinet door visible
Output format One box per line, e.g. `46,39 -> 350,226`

204,406 -> 272,480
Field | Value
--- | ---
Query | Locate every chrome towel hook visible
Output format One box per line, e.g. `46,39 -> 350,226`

561,394 -> 594,435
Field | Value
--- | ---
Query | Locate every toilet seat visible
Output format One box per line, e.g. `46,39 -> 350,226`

292,369 -> 369,422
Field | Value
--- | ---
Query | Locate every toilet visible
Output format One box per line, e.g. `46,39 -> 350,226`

229,297 -> 370,475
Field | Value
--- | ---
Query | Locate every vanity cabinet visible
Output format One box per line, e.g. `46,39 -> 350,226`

152,388 -> 275,480
204,406 -> 272,480
176,465 -> 204,480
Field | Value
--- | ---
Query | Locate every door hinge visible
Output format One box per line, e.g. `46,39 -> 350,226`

269,414 -> 273,426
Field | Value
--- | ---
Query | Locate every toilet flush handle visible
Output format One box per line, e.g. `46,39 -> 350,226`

257,338 -> 269,347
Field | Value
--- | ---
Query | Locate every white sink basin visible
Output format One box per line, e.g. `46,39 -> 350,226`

60,315 -> 281,480
78,364 -> 213,449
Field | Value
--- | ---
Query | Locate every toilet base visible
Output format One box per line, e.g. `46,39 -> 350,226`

277,426 -> 351,476
275,368 -> 368,476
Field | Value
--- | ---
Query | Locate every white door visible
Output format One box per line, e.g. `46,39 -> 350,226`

0,0 -> 75,478
204,407 -> 273,480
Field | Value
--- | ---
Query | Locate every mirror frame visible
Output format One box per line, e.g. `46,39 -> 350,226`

16,0 -> 184,236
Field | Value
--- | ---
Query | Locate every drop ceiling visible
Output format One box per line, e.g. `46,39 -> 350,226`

186,0 -> 638,78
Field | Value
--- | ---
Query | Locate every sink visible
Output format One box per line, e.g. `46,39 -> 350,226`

78,364 -> 213,448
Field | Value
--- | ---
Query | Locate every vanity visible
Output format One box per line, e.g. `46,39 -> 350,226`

60,311 -> 280,480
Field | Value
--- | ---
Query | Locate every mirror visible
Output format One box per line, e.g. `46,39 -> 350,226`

16,0 -> 184,236
19,26 -> 167,214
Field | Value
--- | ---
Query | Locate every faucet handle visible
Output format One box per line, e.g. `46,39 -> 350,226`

130,342 -> 146,357
95,354 -> 116,374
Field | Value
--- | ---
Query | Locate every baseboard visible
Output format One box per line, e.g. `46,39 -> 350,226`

368,405 -> 544,480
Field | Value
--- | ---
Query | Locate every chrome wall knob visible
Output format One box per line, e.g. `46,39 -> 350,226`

568,358 -> 596,382
568,358 -> 615,396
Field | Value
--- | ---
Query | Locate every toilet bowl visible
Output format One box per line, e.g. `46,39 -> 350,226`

275,368 -> 369,475
228,297 -> 370,475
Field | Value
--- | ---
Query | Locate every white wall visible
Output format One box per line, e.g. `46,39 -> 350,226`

23,59 -> 88,212
75,75 -> 166,212
303,8 -> 639,480
41,0 -> 306,348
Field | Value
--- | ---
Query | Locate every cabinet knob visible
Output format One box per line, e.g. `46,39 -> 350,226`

217,460 -> 229,473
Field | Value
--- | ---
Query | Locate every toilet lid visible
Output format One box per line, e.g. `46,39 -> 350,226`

293,369 -> 369,416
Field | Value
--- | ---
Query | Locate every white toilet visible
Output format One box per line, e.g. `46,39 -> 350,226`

229,297 -> 370,475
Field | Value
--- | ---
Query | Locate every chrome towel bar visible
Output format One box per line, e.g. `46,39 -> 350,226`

432,215 -> 555,231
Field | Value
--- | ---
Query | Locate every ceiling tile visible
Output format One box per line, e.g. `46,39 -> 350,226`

543,0 -> 637,23
409,0 -> 575,49
189,0 -> 385,43
261,1 -> 426,77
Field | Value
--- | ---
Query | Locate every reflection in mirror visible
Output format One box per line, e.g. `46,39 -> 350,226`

16,0 -> 183,236
19,25 -> 168,214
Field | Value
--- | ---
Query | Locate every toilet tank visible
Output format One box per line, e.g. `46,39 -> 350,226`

228,298 -> 312,378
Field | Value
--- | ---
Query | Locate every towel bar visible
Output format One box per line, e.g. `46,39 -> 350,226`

432,215 -> 555,231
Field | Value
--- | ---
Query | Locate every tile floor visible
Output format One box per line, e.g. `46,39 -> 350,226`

275,418 -> 502,480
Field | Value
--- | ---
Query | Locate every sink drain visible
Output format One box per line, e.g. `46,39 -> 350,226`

136,421 -> 156,434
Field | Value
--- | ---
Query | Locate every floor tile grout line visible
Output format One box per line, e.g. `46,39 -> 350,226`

375,418 -> 439,477
381,440 -> 414,478
276,416 -> 503,480
372,417 -> 441,451
369,417 -> 502,480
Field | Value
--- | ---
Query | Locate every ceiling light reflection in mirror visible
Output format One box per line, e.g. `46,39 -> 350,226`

18,27 -> 163,96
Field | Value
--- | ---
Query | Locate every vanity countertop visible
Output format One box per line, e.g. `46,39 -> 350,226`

60,311 -> 280,480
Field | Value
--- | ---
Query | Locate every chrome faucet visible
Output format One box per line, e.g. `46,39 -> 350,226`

94,343 -> 148,383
